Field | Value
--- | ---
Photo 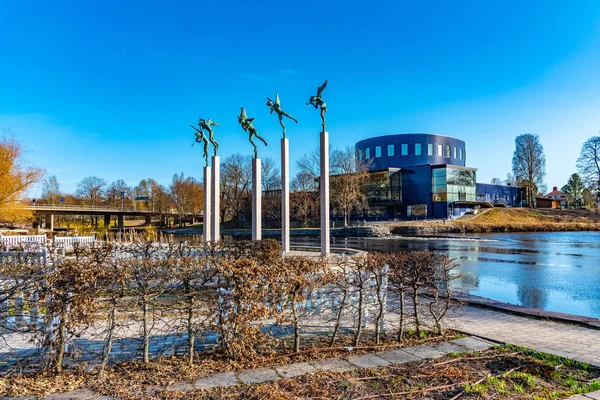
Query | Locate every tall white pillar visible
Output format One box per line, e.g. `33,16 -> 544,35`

203,166 -> 212,244
281,138 -> 290,253
252,158 -> 262,241
211,156 -> 220,242
320,131 -> 330,255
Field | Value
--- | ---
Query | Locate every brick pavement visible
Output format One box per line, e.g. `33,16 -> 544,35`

452,306 -> 600,368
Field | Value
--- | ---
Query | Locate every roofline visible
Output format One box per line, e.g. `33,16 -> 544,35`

356,133 -> 466,144
476,182 -> 522,188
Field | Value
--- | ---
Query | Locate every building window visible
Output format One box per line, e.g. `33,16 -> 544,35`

459,148 -> 463,160
401,143 -> 408,155
415,143 -> 421,155
375,145 -> 381,158
365,148 -> 370,159
437,144 -> 443,156
407,204 -> 427,217
428,143 -> 433,156
453,147 -> 457,158
446,145 -> 451,157
387,144 -> 394,156
357,150 -> 362,161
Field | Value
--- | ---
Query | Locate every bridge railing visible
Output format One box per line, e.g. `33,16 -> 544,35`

18,203 -> 199,215
27,204 -> 135,212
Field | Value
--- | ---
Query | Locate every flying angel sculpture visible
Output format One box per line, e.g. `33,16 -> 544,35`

198,118 -> 220,155
307,79 -> 328,132
190,120 -> 210,165
238,107 -> 267,158
266,93 -> 298,139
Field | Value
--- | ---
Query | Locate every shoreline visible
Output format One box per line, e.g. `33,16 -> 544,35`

162,223 -> 599,237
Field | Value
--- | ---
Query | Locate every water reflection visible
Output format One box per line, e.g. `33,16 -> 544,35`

291,232 -> 600,319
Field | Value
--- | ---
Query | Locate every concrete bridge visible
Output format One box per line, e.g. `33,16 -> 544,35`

22,204 -> 201,231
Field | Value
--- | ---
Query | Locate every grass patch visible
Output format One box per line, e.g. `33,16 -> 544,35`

198,346 -> 600,400
456,208 -> 600,232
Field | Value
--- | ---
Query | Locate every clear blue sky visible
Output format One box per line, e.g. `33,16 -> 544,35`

1,0 -> 599,195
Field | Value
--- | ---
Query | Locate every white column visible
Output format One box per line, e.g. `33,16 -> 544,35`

320,131 -> 330,255
252,158 -> 262,241
203,166 -> 212,244
211,156 -> 220,242
281,138 -> 290,253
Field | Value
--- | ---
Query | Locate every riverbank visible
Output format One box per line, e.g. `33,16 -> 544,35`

456,208 -> 600,233
388,208 -> 600,234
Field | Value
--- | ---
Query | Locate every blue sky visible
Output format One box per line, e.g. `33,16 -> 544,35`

1,0 -> 600,195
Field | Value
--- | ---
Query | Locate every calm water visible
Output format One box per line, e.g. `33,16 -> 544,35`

293,232 -> 600,319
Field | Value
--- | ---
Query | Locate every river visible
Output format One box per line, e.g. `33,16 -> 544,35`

291,232 -> 600,320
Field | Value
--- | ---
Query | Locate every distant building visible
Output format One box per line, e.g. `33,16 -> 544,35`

535,197 -> 561,209
544,186 -> 567,207
476,183 -> 522,207
352,133 -> 524,220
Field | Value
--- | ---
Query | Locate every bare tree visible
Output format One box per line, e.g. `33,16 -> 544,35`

295,147 -> 320,180
76,176 -> 106,206
152,183 -> 174,226
221,153 -> 252,227
261,157 -> 281,192
291,171 -> 318,227
330,146 -> 370,226
41,175 -> 61,204
577,135 -> 600,196
105,179 -> 131,208
76,176 -> 106,227
170,173 -> 203,228
512,133 -> 546,207
490,177 -> 503,185
505,173 -> 516,186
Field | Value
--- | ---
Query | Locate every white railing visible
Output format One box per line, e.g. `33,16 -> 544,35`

0,251 -> 48,331
53,236 -> 96,250
0,235 -> 47,250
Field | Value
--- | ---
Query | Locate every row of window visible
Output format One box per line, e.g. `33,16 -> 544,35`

359,143 -> 464,160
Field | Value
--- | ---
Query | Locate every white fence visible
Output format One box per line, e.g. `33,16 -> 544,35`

53,236 -> 96,250
0,234 -> 47,250
0,251 -> 48,331
0,234 -> 96,251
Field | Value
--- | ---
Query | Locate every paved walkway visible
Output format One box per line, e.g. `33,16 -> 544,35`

453,306 -> 600,368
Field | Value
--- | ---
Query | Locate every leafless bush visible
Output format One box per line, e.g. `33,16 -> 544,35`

279,256 -> 329,352
1,239 -> 460,376
388,251 -> 460,339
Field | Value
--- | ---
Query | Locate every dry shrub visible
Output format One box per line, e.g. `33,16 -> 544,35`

387,251 -> 459,339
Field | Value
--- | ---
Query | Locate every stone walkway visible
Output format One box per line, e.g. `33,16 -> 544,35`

453,306 -> 600,368
570,393 -> 600,400
165,336 -> 493,392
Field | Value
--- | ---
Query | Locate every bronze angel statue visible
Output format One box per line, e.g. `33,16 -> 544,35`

238,107 -> 267,158
307,79 -> 328,131
198,118 -> 220,155
266,93 -> 298,139
190,120 -> 210,165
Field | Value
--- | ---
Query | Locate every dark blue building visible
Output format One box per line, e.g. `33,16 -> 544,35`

352,133 -> 523,220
